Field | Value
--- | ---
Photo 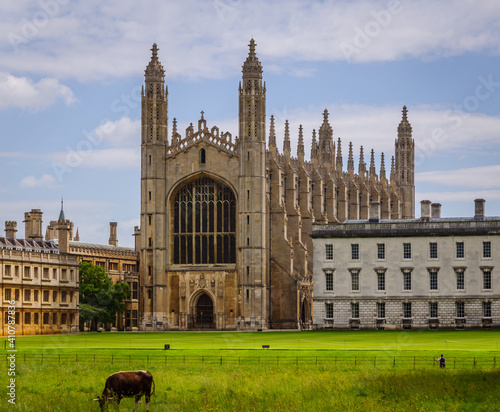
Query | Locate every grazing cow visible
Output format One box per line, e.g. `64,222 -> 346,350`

93,370 -> 155,411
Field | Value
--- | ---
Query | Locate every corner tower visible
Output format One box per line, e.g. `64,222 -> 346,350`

238,39 -> 268,328
395,106 -> 415,218
140,43 -> 169,328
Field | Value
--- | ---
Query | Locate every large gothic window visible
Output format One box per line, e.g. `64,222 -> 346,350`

172,177 -> 236,265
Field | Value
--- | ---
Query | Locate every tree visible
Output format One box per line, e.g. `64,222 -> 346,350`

79,262 -> 131,331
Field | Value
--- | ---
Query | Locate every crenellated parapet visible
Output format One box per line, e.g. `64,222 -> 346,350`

167,112 -> 237,157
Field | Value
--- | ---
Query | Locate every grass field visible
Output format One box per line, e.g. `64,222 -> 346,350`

3,330 -> 500,411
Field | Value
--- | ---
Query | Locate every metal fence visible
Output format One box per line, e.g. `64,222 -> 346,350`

5,353 -> 499,370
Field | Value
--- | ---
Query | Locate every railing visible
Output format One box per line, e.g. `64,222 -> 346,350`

5,353 -> 498,370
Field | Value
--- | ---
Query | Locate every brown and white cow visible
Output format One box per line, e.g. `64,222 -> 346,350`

93,370 -> 155,411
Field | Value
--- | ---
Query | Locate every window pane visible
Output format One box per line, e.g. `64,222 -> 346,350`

325,244 -> 334,260
403,243 -> 411,259
429,242 -> 438,259
351,244 -> 359,260
377,244 -> 385,260
483,271 -> 492,290
483,241 -> 491,258
456,242 -> 464,258
429,271 -> 438,290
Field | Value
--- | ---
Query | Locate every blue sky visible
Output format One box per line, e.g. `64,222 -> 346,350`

1,0 -> 500,247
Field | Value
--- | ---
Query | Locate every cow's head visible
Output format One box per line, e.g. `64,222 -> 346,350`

92,397 -> 105,410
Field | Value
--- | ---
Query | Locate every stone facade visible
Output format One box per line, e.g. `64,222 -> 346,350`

138,39 -> 415,331
312,199 -> 500,330
0,215 -> 79,336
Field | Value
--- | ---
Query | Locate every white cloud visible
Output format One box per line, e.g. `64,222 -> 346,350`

417,165 -> 500,190
50,147 -> 140,172
98,117 -> 141,147
19,173 -> 60,188
0,1 -> 499,81
0,72 -> 76,110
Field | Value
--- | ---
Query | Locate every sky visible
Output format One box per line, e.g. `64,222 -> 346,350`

1,0 -> 500,247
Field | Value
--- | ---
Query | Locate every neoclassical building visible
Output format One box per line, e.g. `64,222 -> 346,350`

137,40 -> 415,331
312,199 -> 499,330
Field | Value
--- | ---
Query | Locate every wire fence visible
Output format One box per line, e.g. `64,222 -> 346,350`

4,353 -> 499,370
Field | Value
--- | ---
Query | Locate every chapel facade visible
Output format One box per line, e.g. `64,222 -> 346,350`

138,40 -> 415,331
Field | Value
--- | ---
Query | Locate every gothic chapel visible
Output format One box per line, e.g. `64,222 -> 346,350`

138,40 -> 415,331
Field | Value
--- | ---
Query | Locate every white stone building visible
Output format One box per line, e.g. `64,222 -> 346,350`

311,199 -> 499,330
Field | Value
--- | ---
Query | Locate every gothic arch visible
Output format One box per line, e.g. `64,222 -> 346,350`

169,173 -> 237,265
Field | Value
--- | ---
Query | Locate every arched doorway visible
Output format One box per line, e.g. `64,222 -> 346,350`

195,293 -> 214,329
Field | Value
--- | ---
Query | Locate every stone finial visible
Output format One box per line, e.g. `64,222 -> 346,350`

109,222 -> 118,247
310,129 -> 318,159
347,142 -> 354,174
297,125 -> 304,159
390,156 -> 395,184
145,43 -> 165,82
242,38 -> 263,77
358,146 -> 366,175
336,137 -> 343,171
380,152 -> 386,181
369,149 -> 376,178
283,120 -> 291,154
269,115 -> 276,148
431,203 -> 441,219
398,105 -> 412,135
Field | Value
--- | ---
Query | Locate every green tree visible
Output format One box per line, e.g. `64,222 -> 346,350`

78,262 -> 131,331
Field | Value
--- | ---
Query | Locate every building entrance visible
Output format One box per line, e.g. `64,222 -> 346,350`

195,293 -> 214,329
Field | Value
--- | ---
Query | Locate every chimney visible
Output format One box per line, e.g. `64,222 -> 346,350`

56,220 -> 71,253
24,209 -> 43,241
369,202 -> 381,223
420,200 -> 431,222
134,226 -> 141,253
109,222 -> 118,246
5,221 -> 17,239
474,198 -> 485,220
431,203 -> 441,219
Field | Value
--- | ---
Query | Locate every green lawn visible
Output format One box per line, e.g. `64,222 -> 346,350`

12,329 -> 500,352
3,330 -> 500,411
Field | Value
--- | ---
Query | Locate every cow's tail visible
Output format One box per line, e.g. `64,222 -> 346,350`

151,377 -> 156,396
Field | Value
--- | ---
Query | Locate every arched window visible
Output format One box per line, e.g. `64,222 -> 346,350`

200,148 -> 206,164
172,176 -> 236,265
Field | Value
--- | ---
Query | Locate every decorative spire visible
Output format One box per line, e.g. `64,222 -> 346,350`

269,115 -> 276,148
74,227 -> 80,242
358,146 -> 366,175
369,149 -> 376,177
347,142 -> 354,174
145,43 -> 165,82
336,137 -> 343,171
398,105 -> 412,136
58,196 -> 65,221
380,152 -> 387,181
390,155 -> 396,184
318,109 -> 334,164
242,38 -> 263,78
311,129 -> 318,159
283,120 -> 291,154
297,125 -> 304,159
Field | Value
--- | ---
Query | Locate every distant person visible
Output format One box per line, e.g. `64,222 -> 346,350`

436,354 -> 446,368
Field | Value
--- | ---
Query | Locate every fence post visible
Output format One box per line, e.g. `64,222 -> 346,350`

494,357 -> 496,368
354,356 -> 356,367
42,354 -> 43,365
374,356 -> 376,367
111,355 -> 113,366
474,357 -> 476,368
184,356 -> 185,365
129,355 -> 131,365
454,357 -> 456,368
59,354 -> 60,365
220,356 -> 222,366
413,356 -> 415,368
94,354 -> 96,364
393,356 -> 395,367
277,356 -> 279,367
335,356 -> 337,367
315,356 -> 317,366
